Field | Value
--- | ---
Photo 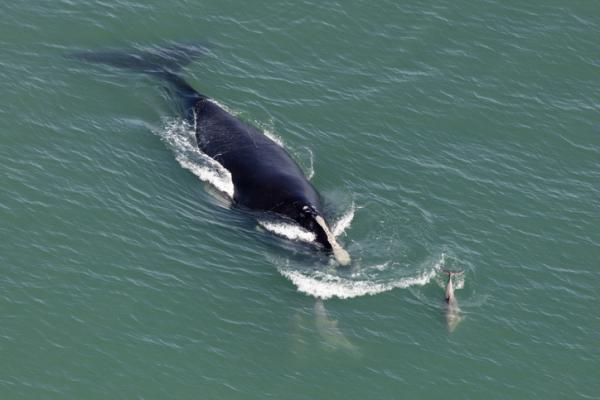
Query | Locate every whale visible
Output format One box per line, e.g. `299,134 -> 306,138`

73,44 -> 350,265
443,270 -> 464,332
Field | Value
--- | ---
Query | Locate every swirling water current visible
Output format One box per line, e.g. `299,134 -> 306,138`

1,1 -> 599,399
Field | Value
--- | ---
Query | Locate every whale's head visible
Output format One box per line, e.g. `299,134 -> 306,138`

298,205 -> 351,266
299,205 -> 331,249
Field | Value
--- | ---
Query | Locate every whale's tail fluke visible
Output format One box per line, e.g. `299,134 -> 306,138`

70,43 -> 207,118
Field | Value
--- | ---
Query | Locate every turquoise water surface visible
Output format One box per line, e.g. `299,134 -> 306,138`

1,1 -> 599,399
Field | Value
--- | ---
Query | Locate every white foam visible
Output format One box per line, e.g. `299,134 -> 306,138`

159,119 -> 235,198
280,267 -> 437,300
435,253 -> 466,291
159,117 -> 352,259
279,256 -> 444,300
176,156 -> 234,198
303,147 -> 314,180
452,272 -> 465,290
332,202 -> 356,237
159,114 -> 291,198
264,129 -> 284,147
372,262 -> 389,271
258,220 -> 316,243
258,124 -> 314,179
207,99 -> 234,114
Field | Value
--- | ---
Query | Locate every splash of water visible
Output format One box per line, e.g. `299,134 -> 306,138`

258,220 -> 316,243
451,271 -> 465,290
434,253 -> 465,290
332,202 -> 356,237
158,119 -> 234,198
159,117 -> 358,264
300,147 -> 315,180
279,254 -> 444,300
263,129 -> 284,147
258,200 -> 357,245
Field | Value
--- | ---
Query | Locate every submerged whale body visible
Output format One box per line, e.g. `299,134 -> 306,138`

74,44 -> 350,265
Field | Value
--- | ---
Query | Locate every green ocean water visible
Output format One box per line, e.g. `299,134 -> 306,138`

1,1 -> 599,398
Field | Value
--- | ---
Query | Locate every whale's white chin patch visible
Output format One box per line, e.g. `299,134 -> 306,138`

315,216 -> 351,266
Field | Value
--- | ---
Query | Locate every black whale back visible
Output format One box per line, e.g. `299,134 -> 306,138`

71,44 -> 325,225
194,100 -> 322,215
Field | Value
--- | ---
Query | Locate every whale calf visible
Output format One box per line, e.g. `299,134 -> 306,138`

74,44 -> 350,265
443,270 -> 464,332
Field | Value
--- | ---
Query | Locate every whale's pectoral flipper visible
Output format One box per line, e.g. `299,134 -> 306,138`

70,43 -> 208,119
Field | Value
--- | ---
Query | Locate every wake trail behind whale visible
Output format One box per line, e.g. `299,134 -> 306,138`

277,254 -> 446,300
